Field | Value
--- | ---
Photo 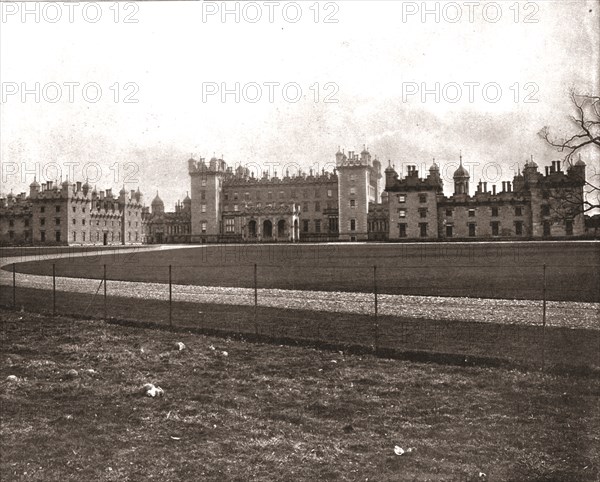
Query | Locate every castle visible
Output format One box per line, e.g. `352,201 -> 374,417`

0,148 -> 590,245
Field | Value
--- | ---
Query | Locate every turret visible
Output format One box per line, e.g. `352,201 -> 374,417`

29,177 -> 40,198
151,191 -> 164,215
453,155 -> 470,195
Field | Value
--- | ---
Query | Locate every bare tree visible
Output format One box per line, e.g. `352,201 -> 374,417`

539,91 -> 600,214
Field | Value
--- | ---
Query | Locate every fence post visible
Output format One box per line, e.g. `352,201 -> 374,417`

254,263 -> 258,335
374,265 -> 379,352
103,264 -> 107,321
169,265 -> 172,327
541,263 -> 547,371
52,264 -> 56,316
12,263 -> 16,309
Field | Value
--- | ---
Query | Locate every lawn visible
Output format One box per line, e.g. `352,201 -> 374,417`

7,241 -> 600,302
1,308 -> 598,481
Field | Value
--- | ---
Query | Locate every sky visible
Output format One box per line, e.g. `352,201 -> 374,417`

1,0 -> 598,208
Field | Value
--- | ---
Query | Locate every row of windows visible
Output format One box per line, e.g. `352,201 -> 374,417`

444,206 -> 525,217
7,219 -> 30,227
221,189 -> 335,201
398,194 -> 428,203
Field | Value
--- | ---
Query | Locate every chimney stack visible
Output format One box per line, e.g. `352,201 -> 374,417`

76,181 -> 82,192
484,182 -> 488,192
492,185 -> 496,195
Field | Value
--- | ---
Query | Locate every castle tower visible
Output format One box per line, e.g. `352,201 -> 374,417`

336,147 -> 370,241
453,155 -> 470,195
189,156 -> 225,241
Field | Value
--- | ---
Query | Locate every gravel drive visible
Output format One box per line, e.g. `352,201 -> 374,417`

1,246 -> 598,330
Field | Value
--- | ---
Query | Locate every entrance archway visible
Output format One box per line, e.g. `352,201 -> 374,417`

263,220 -> 272,238
248,220 -> 257,238
277,219 -> 286,238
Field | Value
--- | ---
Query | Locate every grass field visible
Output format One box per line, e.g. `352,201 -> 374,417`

1,308 -> 598,481
7,242 -> 600,302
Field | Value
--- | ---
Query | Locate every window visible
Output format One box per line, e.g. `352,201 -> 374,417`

399,223 -> 407,238
268,192 -> 273,200
279,191 -> 285,199
468,209 -> 475,217
233,192 -> 238,200
303,220 -> 309,232
542,191 -> 549,199
515,206 -> 523,216
245,192 -> 250,200
40,231 -> 46,242
82,219 -> 86,225
515,221 -> 523,236
566,220 -> 573,236
350,219 -> 356,231
350,174 -> 356,182
234,204 -> 239,212
55,218 -> 60,225
419,223 -> 428,237
491,221 -> 500,236
303,202 -> 309,212
40,207 -> 45,213
314,189 -> 321,198
72,206 -> 76,213
350,187 -> 356,196
446,225 -> 453,237
491,207 -> 499,217
56,205 -> 61,213
327,189 -> 333,198
446,209 -> 453,217
8,219 -> 14,227
315,202 -> 321,212
419,194 -> 427,203
315,220 -> 321,233
40,218 -> 45,226
82,232 -> 86,242
201,191 -> 206,200
82,207 -> 85,213
201,204 -> 207,213
468,223 -> 476,237
97,232 -> 100,241
224,193 -> 229,201
24,219 -> 29,227
201,221 -> 207,233
9,231 -> 14,239
225,218 -> 235,233
256,202 -> 262,208
55,231 -> 60,242
543,221 -> 551,237
350,199 -> 356,208
291,190 -> 296,198
72,218 -> 76,225
128,232 -> 131,241
398,194 -> 406,203
418,208 -> 427,218
541,205 -> 550,216
303,190 -> 308,198
398,209 -> 406,218
72,231 -> 76,241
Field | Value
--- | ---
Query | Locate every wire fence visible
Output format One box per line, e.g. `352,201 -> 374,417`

1,261 -> 599,372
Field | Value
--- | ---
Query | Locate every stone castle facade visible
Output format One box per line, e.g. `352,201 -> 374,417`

0,148 -> 590,245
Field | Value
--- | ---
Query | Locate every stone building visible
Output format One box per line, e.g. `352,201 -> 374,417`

142,192 -> 191,244
384,156 -> 587,240
0,179 -> 145,246
0,147 -> 589,245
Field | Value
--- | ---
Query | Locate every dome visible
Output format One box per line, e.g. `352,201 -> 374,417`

525,158 -> 538,169
575,159 -> 586,166
30,178 -> 40,188
429,161 -> 440,171
62,179 -> 70,188
151,192 -> 164,206
183,194 -> 191,203
119,186 -> 127,195
453,161 -> 469,179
